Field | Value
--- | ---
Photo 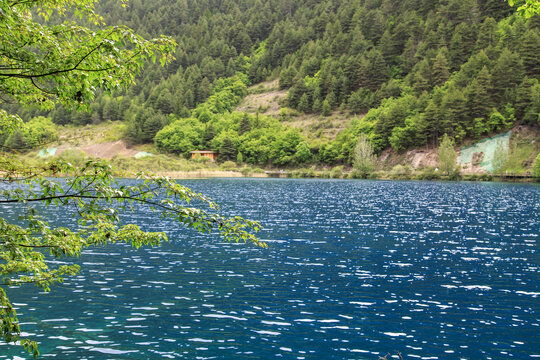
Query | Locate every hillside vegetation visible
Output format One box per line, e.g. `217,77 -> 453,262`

2,0 -> 539,171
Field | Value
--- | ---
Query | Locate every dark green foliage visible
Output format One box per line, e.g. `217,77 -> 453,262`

520,30 -> 540,78
432,50 -> 450,87
4,0 -> 539,159
238,115 -> 252,135
2,117 -> 58,152
203,124 -> 217,147
126,107 -> 168,144
466,66 -> 495,122
219,138 -> 237,162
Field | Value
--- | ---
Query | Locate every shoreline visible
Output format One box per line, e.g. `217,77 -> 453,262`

114,169 -> 537,183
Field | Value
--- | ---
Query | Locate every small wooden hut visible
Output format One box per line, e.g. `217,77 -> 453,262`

190,150 -> 218,162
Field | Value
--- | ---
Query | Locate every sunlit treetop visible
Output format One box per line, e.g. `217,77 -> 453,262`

508,0 -> 540,18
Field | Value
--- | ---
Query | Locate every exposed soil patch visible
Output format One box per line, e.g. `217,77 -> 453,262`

56,140 -> 139,159
236,80 -> 287,116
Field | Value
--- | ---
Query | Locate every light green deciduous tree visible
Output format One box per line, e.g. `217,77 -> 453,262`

492,138 -> 509,174
508,0 -> 540,18
353,133 -> 376,178
438,134 -> 458,175
0,0 -> 262,357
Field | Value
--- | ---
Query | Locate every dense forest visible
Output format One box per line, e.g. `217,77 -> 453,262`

2,0 -> 539,167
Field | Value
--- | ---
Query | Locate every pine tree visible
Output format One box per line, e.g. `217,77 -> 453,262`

365,49 -> 389,91
141,113 -> 166,143
238,116 -> 252,135
203,124 -> 216,147
476,17 -> 497,50
219,138 -> 237,161
236,152 -> 244,164
520,30 -> 540,78
442,87 -> 467,138
322,99 -> 332,116
492,48 -> 524,104
312,98 -> 322,113
432,50 -> 450,86
298,93 -> 311,113
449,24 -> 476,70
156,89 -> 174,115
288,79 -> 308,108
466,66 -> 494,121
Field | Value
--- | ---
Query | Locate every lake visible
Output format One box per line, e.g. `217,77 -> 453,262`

1,179 -> 539,359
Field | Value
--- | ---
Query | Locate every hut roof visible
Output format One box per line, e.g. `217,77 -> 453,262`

190,150 -> 217,154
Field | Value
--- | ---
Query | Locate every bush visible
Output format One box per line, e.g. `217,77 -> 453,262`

191,156 -> 212,164
350,169 -> 367,179
220,161 -> 237,170
330,165 -> 344,178
4,116 -> 58,152
416,167 -> 441,180
448,168 -> 462,181
478,173 -> 493,181
240,166 -> 253,176
57,149 -> 88,168
390,164 -> 412,179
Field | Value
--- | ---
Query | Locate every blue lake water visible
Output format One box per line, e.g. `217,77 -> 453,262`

1,179 -> 539,359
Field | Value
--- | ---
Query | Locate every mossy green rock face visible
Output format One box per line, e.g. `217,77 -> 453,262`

459,131 -> 511,172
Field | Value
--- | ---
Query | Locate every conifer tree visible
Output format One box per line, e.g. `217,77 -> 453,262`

322,99 -> 332,116
442,87 -> 468,139
432,51 -> 451,87
476,17 -> 498,49
298,93 -> 311,113
520,30 -> 540,78
467,66 -> 494,121
219,138 -> 237,161
365,49 -> 389,91
492,48 -> 525,103
238,116 -> 252,135
203,124 -> 216,147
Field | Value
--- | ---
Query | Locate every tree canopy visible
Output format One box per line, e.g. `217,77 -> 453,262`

0,0 -> 175,110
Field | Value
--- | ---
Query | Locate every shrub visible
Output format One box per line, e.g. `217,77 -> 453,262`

192,156 -> 211,164
448,168 -> 462,181
220,161 -> 237,170
330,165 -> 344,179
417,166 -> 441,180
240,166 -> 253,176
390,164 -> 412,179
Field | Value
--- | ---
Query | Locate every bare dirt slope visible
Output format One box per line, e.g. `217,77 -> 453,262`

236,80 -> 359,140
56,140 -> 139,159
236,80 -> 287,116
49,123 -> 143,159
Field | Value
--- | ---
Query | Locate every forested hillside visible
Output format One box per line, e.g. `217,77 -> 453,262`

3,0 -> 539,167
